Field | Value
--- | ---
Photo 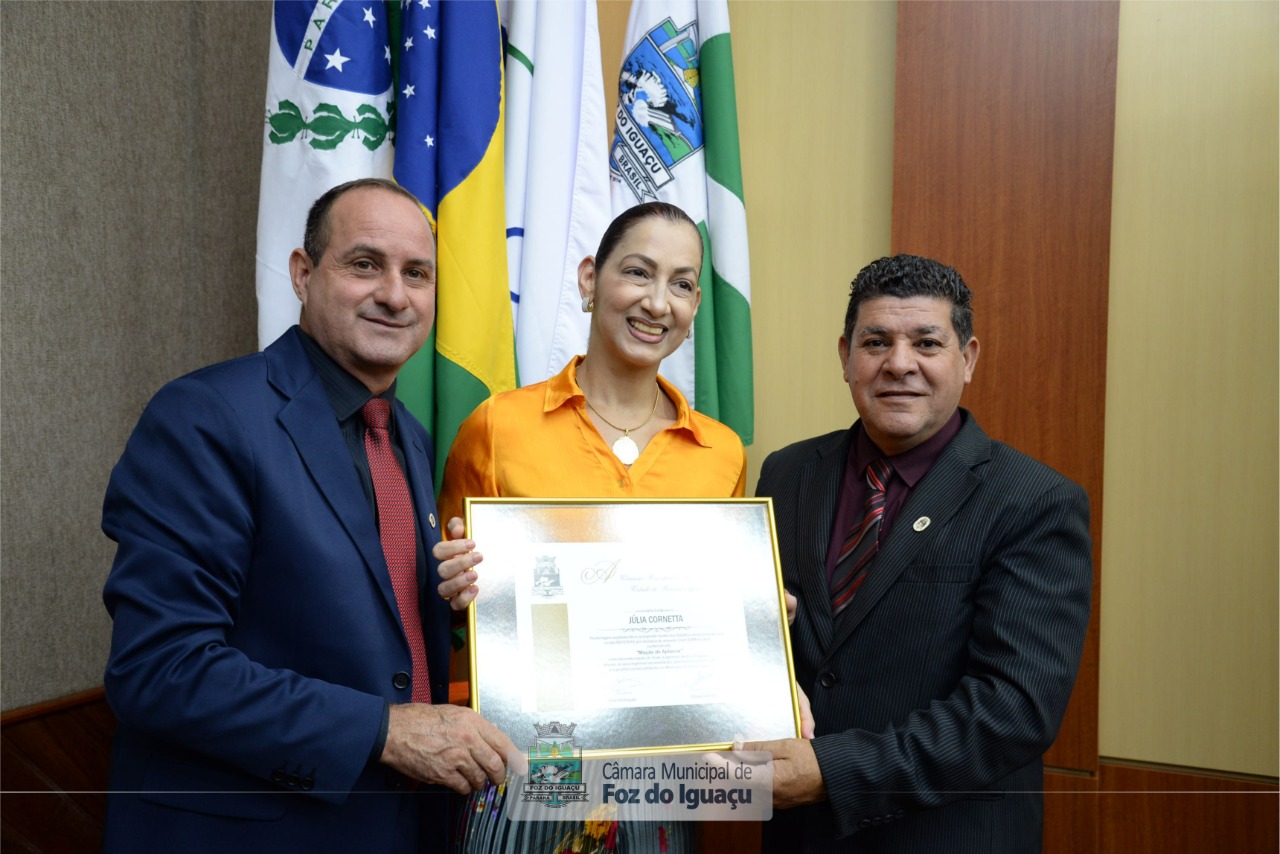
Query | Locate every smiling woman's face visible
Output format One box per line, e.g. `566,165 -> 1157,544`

579,216 -> 702,370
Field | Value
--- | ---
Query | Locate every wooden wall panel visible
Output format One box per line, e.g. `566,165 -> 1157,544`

1044,771 -> 1099,854
1098,763 -> 1278,854
892,0 -> 1118,774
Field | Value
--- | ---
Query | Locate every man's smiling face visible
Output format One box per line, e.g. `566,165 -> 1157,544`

289,186 -> 437,394
839,295 -> 979,456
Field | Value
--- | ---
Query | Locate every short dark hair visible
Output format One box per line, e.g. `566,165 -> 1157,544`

303,178 -> 428,264
843,254 -> 974,344
593,202 -> 704,269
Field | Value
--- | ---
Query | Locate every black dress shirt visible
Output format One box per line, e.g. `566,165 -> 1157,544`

824,410 -> 964,583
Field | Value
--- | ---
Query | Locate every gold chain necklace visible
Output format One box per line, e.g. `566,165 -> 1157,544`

583,384 -> 661,466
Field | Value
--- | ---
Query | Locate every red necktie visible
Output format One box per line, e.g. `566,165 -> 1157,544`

830,458 -> 892,615
361,398 -> 430,703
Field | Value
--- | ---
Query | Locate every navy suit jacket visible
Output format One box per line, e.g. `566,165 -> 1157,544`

101,327 -> 453,853
757,411 -> 1091,854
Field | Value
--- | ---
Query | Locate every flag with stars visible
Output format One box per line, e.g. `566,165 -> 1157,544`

256,0 -> 515,487
389,0 -> 514,488
610,0 -> 754,444
256,0 -> 397,348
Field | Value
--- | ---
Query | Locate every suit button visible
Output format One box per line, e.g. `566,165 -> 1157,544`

271,770 -> 286,784
871,816 -> 883,826
819,672 -> 837,688
301,777 -> 315,791
895,809 -> 904,819
287,774 -> 300,788
858,819 -> 872,829
393,671 -> 411,690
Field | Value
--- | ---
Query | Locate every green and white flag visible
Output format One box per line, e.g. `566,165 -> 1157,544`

610,0 -> 753,444
255,1 -> 395,348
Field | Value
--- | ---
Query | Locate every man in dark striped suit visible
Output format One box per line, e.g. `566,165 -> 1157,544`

746,255 -> 1092,853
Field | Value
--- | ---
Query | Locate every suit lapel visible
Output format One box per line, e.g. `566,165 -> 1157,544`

267,331 -> 402,625
797,430 -> 852,650
830,415 -> 990,649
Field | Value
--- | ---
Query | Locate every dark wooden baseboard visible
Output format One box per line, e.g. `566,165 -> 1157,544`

1096,761 -> 1278,854
1047,762 -> 1279,854
2,689 -> 116,853
1045,769 -> 1100,853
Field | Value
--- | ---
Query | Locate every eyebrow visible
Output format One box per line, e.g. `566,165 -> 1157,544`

339,243 -> 436,271
858,324 -> 949,337
618,252 -> 698,277
339,242 -> 385,259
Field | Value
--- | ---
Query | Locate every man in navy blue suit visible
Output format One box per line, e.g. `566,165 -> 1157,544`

101,178 -> 519,852
746,255 -> 1092,853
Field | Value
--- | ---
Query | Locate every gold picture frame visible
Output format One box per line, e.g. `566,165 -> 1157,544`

464,498 -> 800,757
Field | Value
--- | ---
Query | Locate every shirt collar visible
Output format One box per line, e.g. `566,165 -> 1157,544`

546,356 -> 710,448
297,327 -> 397,422
853,409 -> 963,486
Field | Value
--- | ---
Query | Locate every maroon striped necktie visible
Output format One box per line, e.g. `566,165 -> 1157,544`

830,458 -> 893,615
361,398 -> 431,704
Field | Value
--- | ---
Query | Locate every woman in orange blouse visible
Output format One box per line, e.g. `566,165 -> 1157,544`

433,202 -> 744,854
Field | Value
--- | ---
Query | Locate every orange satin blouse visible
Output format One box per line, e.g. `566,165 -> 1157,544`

438,356 -> 746,523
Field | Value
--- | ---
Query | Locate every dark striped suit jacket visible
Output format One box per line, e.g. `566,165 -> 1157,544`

757,411 -> 1091,853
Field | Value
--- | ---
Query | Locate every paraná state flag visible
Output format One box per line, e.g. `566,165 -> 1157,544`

256,0 -> 395,348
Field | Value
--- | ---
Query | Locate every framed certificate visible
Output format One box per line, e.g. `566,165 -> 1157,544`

464,498 -> 800,757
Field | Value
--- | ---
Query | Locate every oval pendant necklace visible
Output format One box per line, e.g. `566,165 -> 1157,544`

584,385 -> 661,466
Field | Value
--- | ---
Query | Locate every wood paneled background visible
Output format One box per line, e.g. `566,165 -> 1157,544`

891,0 -> 1117,777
